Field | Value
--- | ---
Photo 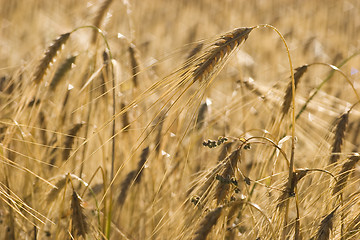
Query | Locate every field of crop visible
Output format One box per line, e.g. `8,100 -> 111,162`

1,0 -> 360,239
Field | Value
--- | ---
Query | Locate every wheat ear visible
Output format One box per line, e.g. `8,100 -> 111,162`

333,155 -> 360,195
344,212 -> 360,239
196,101 -> 208,130
62,123 -> 84,161
330,111 -> 349,164
214,148 -> 241,204
71,190 -> 88,238
192,27 -> 253,82
193,207 -> 223,240
46,175 -> 67,203
128,43 -> 140,88
50,55 -> 76,91
282,65 -> 308,116
117,146 -> 150,206
92,0 -> 113,43
33,32 -> 71,84
314,207 -> 338,240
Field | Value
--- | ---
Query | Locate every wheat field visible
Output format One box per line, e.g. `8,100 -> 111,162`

1,0 -> 360,239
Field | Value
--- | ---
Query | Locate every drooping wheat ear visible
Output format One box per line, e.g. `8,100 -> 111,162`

225,198 -> 244,239
193,207 -> 223,240
330,111 -> 349,164
117,170 -> 136,207
33,32 -> 71,84
71,190 -> 88,238
344,212 -> 360,239
333,155 -> 360,195
117,146 -> 150,206
192,27 -> 253,83
46,175 -> 67,203
196,163 -> 224,201
243,77 -> 266,100
314,207 -> 338,240
282,65 -> 308,116
49,55 -> 77,91
128,43 -> 140,88
214,148 -> 241,204
92,0 -> 113,43
62,123 -> 84,161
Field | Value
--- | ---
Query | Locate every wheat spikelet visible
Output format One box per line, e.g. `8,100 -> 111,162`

92,0 -> 113,43
71,190 -> 88,238
62,123 -> 84,161
281,65 -> 308,116
333,155 -> 360,195
192,27 -> 253,82
33,32 -> 71,84
330,111 -> 349,164
193,207 -> 223,240
214,148 -> 240,204
314,207 -> 338,240
49,55 -> 76,91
